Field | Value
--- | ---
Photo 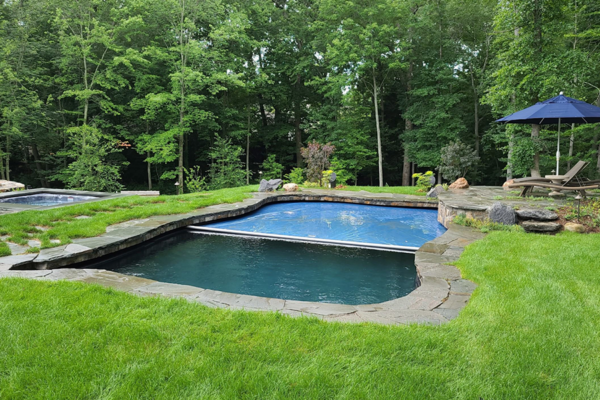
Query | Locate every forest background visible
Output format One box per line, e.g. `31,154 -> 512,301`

1,0 -> 599,193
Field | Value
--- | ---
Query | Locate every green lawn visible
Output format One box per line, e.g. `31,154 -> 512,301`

331,185 -> 426,196
0,186 -> 257,254
2,231 -> 600,398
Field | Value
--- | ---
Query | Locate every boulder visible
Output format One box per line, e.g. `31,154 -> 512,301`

488,202 -> 516,225
283,183 -> 298,192
449,177 -> 469,189
502,179 -> 515,191
426,185 -> 445,199
564,222 -> 586,233
515,208 -> 559,221
520,221 -> 562,233
258,179 -> 282,192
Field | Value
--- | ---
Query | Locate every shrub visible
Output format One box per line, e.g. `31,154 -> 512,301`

300,140 -> 335,186
438,141 -> 479,181
412,171 -> 434,192
52,125 -> 127,192
285,168 -> 304,184
207,135 -> 246,190
184,166 -> 207,193
261,155 -> 284,180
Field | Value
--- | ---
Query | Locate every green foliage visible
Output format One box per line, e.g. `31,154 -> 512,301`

284,168 -> 304,185
439,141 -> 480,181
183,166 -> 207,193
1,0 -> 600,190
260,155 -> 284,180
52,126 -> 127,192
412,171 -> 434,192
453,214 -> 524,233
207,136 -> 246,190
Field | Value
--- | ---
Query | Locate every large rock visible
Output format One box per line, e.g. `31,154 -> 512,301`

449,177 -> 469,189
516,208 -> 559,221
426,185 -> 444,199
283,183 -> 298,192
502,179 -> 515,191
488,202 -> 516,225
564,222 -> 586,233
258,179 -> 282,192
520,221 -> 562,233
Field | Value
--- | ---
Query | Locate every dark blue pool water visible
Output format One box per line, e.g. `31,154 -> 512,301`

200,202 -> 445,250
0,193 -> 97,206
98,232 -> 417,304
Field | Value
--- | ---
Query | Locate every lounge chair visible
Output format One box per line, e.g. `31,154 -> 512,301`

507,161 -> 599,196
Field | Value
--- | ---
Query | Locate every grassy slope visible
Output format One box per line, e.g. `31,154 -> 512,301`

1,231 -> 600,398
0,186 -> 257,253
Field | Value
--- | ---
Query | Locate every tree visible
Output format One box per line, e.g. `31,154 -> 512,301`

439,141 -> 480,181
300,140 -> 335,185
318,0 -> 405,186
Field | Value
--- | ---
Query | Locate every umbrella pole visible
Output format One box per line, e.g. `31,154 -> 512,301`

556,118 -> 561,174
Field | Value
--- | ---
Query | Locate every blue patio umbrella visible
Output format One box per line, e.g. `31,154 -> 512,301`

496,92 -> 600,174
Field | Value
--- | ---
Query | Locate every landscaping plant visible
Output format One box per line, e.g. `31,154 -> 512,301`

300,141 -> 335,186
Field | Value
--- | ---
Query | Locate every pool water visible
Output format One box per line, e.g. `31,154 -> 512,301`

95,232 -> 417,304
199,202 -> 445,250
0,193 -> 97,206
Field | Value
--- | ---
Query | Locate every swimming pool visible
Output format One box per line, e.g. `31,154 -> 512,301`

94,232 -> 417,304
0,193 -> 98,206
193,202 -> 445,251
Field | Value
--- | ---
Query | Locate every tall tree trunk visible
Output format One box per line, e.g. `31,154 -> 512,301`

531,124 -> 541,177
373,70 -> 383,187
246,109 -> 250,185
568,125 -> 575,171
470,70 -> 480,156
177,0 -> 186,195
595,132 -> 600,174
147,152 -> 152,190
403,119 -> 412,186
5,135 -> 10,181
31,143 -> 48,187
294,78 -> 302,167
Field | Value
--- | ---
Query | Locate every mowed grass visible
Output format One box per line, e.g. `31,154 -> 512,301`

321,185 -> 426,196
0,186 -> 257,254
2,231 -> 600,398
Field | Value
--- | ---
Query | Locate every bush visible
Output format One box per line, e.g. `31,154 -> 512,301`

52,125 -> 127,192
412,171 -> 434,192
438,141 -> 479,181
184,166 -> 207,193
207,135 -> 246,190
284,168 -> 304,184
300,140 -> 335,186
261,155 -> 284,180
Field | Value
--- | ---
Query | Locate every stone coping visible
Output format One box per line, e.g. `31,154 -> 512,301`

0,188 -> 129,215
0,223 -> 482,325
437,186 -> 575,228
0,189 -> 483,325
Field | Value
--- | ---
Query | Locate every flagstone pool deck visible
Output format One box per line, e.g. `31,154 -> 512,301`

0,186 -> 574,325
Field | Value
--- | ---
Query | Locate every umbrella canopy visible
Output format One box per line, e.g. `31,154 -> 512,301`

496,93 -> 600,174
496,93 -> 600,124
